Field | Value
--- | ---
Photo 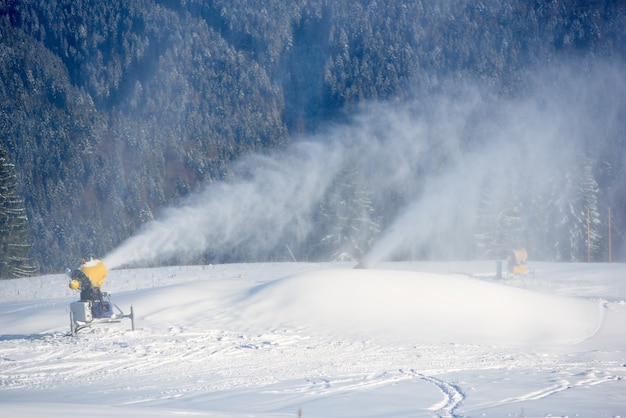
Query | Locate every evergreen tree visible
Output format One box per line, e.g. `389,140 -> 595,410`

0,145 -> 37,278
525,176 -> 561,262
568,157 -> 602,261
314,165 -> 380,262
474,173 -> 526,259
550,156 -> 602,262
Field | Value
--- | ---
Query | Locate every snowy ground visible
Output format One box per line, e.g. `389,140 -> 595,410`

1,261 -> 625,417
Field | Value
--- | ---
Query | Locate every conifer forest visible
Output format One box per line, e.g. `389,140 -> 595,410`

0,0 -> 625,276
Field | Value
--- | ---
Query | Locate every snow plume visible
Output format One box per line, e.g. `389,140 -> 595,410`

103,106 -> 439,269
105,61 -> 625,269
359,97 -> 535,266
103,141 -> 345,269
362,62 -> 626,266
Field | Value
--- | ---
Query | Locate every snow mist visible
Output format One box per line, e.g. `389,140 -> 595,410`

104,62 -> 624,269
103,104 -> 440,269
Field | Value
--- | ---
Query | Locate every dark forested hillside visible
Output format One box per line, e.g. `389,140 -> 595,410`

0,0 -> 625,274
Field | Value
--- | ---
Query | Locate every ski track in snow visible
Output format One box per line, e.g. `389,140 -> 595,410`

404,369 -> 464,418
1,261 -> 625,417
1,323 -> 620,415
468,368 -> 624,413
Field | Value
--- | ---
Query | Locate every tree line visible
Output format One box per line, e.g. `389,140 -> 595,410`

0,0 -> 625,276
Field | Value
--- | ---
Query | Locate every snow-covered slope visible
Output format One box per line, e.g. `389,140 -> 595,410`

1,261 -> 625,417
240,268 -> 602,346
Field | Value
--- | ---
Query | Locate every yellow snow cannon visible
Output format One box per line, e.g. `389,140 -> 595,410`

507,248 -> 528,275
66,258 -> 134,336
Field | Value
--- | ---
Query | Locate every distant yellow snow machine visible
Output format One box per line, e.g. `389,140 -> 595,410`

67,258 -> 134,335
507,249 -> 528,275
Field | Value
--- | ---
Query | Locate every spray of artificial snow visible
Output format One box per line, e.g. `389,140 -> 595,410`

104,63 -> 624,269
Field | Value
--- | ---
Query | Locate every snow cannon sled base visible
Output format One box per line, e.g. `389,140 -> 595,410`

69,292 -> 135,336
67,259 -> 135,336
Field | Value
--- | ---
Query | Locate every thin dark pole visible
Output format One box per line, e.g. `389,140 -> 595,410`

608,207 -> 612,263
587,207 -> 591,263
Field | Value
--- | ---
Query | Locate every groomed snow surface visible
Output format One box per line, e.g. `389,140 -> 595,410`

1,261 -> 625,417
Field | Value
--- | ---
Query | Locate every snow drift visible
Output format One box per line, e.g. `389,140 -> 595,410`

104,266 -> 604,347
239,269 -> 602,346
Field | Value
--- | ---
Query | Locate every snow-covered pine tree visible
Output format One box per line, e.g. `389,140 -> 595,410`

524,176 -> 561,261
474,185 -> 502,259
0,145 -> 37,278
571,157 -> 602,261
551,155 -> 602,262
474,172 -> 526,259
314,164 -> 380,262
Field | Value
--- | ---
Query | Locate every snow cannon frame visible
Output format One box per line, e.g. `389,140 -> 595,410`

69,293 -> 135,336
67,259 -> 135,336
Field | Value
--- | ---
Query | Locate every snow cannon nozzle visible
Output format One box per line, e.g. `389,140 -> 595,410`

67,258 -> 108,291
